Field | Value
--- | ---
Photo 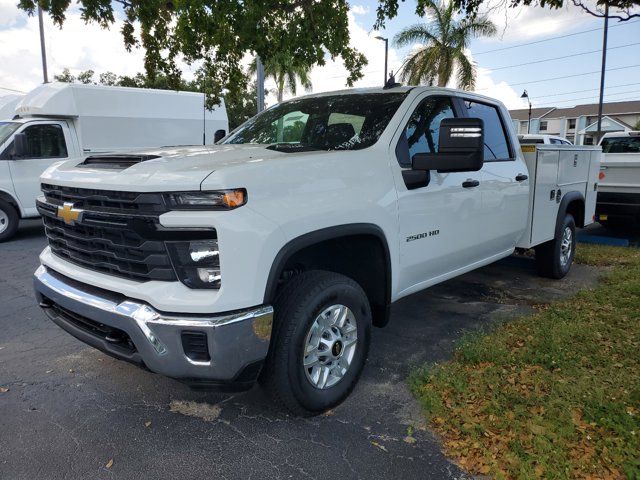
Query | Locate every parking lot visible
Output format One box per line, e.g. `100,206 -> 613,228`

0,220 -> 609,479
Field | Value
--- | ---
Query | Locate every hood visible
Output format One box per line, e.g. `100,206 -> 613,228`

40,144 -> 287,192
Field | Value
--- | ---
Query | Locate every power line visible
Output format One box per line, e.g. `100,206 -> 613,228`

488,42 -> 640,71
477,63 -> 640,90
474,19 -> 639,56
534,90 -> 640,108
0,86 -> 26,94
533,82 -> 640,100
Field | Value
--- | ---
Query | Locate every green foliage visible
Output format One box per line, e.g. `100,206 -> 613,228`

20,0 -> 366,108
634,119 -> 640,131
249,53 -> 312,102
393,0 -> 496,90
411,244 -> 640,479
225,82 -> 264,130
375,0 -> 640,27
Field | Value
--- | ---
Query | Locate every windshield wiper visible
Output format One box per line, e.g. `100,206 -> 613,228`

265,143 -> 324,153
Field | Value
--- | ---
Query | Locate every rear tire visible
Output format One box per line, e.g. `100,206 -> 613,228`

259,270 -> 371,416
535,214 -> 576,279
0,199 -> 19,243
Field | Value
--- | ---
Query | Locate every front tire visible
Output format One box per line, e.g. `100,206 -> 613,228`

0,199 -> 19,242
535,214 -> 576,279
259,270 -> 371,416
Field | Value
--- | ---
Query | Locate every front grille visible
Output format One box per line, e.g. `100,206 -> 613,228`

41,183 -> 168,214
47,297 -> 137,354
38,184 -> 178,282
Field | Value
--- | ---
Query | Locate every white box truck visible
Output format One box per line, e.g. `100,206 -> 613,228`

0,83 -> 228,241
33,87 -> 600,415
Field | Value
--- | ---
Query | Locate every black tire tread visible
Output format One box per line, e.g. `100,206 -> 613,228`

0,199 -> 19,243
259,270 -> 369,416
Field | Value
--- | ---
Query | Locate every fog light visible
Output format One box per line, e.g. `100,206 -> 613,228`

189,240 -> 219,262
197,268 -> 221,284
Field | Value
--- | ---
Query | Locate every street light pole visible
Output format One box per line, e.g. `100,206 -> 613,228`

38,6 -> 49,83
375,36 -> 388,85
521,90 -> 531,134
596,4 -> 609,144
256,55 -> 265,113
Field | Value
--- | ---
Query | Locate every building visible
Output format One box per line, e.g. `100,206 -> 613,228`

509,100 -> 640,145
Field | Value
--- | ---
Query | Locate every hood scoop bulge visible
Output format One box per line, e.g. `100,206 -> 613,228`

77,154 -> 161,170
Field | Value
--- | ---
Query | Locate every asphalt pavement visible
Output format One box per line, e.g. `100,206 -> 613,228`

0,220 -> 605,480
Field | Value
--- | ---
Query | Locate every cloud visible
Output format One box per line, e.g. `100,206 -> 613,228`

351,5 -> 370,16
483,1 -> 596,42
0,0 -> 146,93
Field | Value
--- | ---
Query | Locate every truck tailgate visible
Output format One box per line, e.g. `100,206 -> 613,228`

599,153 -> 640,193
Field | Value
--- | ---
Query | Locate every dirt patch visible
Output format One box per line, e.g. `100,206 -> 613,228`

169,400 -> 222,421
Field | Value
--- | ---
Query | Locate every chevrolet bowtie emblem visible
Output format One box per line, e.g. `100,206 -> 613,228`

57,202 -> 83,226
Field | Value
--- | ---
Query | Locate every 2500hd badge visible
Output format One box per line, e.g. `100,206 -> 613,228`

406,230 -> 440,242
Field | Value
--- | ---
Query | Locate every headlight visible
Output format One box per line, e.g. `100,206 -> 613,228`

167,240 -> 221,289
166,189 -> 247,210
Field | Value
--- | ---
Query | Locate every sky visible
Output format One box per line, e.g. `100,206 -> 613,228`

0,0 -> 639,110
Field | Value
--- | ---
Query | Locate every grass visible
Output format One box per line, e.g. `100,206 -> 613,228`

410,244 -> 640,479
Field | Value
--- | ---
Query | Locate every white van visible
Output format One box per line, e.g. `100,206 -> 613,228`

0,83 -> 228,241
0,94 -> 23,119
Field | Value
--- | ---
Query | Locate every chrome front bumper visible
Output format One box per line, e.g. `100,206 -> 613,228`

33,266 -> 273,388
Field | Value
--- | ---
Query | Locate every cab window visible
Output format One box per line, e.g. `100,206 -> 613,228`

463,100 -> 512,161
20,124 -> 68,159
396,96 -> 455,168
601,136 -> 640,153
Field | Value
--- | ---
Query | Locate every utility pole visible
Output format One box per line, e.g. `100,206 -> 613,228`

521,90 -> 531,134
256,55 -> 265,113
38,6 -> 49,83
375,36 -> 388,85
596,4 -> 609,144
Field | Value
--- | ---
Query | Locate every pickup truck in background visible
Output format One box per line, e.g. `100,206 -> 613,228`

0,83 -> 228,241
596,131 -> 640,227
33,87 -> 600,415
518,134 -> 572,145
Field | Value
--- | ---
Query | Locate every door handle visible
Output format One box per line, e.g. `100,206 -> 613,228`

515,174 -> 528,182
462,179 -> 480,188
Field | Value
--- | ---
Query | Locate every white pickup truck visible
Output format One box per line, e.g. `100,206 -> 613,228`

596,131 -> 640,226
33,87 -> 600,415
0,83 -> 228,241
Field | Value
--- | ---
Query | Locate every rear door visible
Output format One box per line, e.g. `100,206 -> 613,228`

4,122 -> 71,216
460,98 -> 529,254
391,94 -> 486,297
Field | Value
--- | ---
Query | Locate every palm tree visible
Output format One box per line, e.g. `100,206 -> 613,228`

393,0 -> 496,90
249,53 -> 312,103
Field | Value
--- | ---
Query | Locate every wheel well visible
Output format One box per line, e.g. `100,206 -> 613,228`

266,232 -> 391,327
566,198 -> 585,228
0,192 -> 20,218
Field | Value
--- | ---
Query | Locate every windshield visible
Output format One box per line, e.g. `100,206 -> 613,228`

600,136 -> 640,153
0,122 -> 20,146
223,93 -> 408,151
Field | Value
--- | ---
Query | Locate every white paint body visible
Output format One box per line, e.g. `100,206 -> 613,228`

0,83 -> 228,218
597,131 -> 640,195
37,87 -> 598,316
519,134 -> 572,145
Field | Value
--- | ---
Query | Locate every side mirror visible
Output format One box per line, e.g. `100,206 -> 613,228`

213,129 -> 226,143
12,133 -> 28,159
412,118 -> 484,173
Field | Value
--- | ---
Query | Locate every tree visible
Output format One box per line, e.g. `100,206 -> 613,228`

225,82 -> 267,130
53,68 -> 76,83
249,53 -> 312,103
76,70 -> 95,84
376,0 -> 639,25
393,0 -> 496,90
19,0 -> 366,108
634,119 -> 640,131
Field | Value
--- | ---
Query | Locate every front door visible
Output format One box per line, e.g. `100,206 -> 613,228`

460,99 -> 529,253
392,95 -> 486,297
6,122 -> 71,216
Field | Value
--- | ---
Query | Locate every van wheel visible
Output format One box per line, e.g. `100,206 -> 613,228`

259,270 -> 371,416
0,200 -> 19,242
535,214 -> 576,279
